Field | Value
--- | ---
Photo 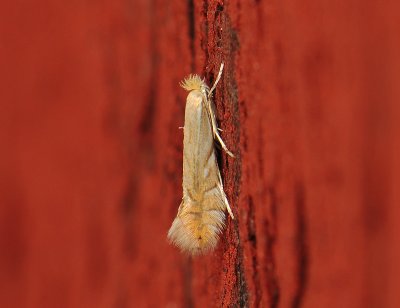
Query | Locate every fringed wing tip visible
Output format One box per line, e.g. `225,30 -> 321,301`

167,215 -> 225,256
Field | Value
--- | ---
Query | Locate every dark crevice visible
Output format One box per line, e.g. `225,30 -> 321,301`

186,0 -> 195,70
230,29 -> 240,52
236,256 -> 249,307
214,4 -> 224,25
234,195 -> 248,308
292,183 -> 309,308
233,111 -> 247,308
247,196 -> 261,308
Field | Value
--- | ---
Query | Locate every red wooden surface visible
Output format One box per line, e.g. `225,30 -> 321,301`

1,0 -> 399,307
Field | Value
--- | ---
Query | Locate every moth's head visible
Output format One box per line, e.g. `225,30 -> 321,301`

180,74 -> 209,96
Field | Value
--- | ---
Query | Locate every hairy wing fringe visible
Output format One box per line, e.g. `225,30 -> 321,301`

167,205 -> 226,255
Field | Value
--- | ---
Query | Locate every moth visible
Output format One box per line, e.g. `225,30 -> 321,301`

168,63 -> 234,255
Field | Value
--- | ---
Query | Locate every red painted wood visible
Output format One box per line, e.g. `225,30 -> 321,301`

1,0 -> 399,307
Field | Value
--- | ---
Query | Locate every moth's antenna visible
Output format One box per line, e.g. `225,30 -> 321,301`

208,63 -> 224,99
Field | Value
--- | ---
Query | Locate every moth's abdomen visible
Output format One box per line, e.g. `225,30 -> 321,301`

167,198 -> 226,255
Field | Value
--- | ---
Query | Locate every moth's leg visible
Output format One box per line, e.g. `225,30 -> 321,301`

215,130 -> 234,157
217,174 -> 235,220
208,63 -> 224,98
205,99 -> 234,157
220,185 -> 234,219
226,202 -> 234,219
205,63 -> 234,157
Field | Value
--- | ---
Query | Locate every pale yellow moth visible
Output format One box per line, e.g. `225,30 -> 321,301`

168,63 -> 234,255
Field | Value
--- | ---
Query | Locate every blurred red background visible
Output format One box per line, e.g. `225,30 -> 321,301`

0,0 -> 399,307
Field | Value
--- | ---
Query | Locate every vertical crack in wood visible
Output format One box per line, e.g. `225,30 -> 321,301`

292,183 -> 309,308
235,256 -> 249,307
247,196 -> 262,307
